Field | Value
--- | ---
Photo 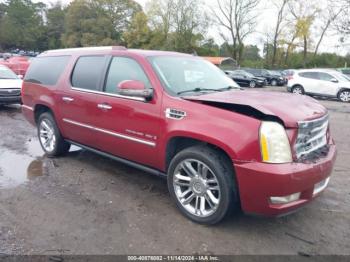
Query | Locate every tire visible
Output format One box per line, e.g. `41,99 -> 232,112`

291,85 -> 304,95
167,145 -> 238,225
338,90 -> 350,102
271,79 -> 278,86
37,112 -> 70,157
249,81 -> 256,88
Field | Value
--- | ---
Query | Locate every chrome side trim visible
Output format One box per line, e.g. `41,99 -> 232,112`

71,87 -> 146,102
63,118 -> 94,130
62,118 -> 156,147
22,105 -> 34,111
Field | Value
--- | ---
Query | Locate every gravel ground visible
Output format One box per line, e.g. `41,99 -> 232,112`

0,86 -> 349,256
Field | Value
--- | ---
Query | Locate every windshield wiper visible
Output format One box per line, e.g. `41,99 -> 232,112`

177,86 -> 237,95
177,88 -> 219,95
216,86 -> 237,91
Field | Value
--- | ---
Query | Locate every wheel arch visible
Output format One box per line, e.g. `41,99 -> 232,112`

164,135 -> 235,173
337,87 -> 350,94
34,104 -> 55,124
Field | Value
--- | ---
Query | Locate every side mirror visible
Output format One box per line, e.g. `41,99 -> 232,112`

330,78 -> 338,83
117,80 -> 153,101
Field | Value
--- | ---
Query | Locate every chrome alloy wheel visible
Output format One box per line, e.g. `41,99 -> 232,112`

173,159 -> 221,217
39,119 -> 56,152
339,90 -> 350,102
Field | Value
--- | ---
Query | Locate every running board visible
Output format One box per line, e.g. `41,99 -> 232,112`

66,140 -> 167,179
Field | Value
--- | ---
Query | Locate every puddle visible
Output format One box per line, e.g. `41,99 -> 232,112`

0,139 -> 82,189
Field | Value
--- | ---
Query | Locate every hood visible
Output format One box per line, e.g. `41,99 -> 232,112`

0,79 -> 23,89
184,90 -> 327,128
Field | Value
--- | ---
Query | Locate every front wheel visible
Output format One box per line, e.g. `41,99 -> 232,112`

167,145 -> 238,225
338,90 -> 350,102
271,79 -> 278,86
37,112 -> 70,157
249,81 -> 256,88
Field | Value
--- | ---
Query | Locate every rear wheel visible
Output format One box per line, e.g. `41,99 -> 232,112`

338,90 -> 350,102
167,145 -> 238,225
292,85 -> 304,95
271,79 -> 278,86
37,112 -> 70,157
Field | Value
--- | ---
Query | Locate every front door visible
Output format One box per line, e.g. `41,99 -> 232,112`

92,56 -> 163,168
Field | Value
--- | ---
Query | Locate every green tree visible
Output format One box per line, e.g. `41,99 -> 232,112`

62,0 -> 140,47
123,12 -> 151,48
46,3 -> 65,49
0,0 -> 46,50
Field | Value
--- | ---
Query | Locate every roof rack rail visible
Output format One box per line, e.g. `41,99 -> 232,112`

44,46 -> 127,53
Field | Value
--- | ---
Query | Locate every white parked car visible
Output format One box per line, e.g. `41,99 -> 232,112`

0,65 -> 23,105
287,69 -> 350,102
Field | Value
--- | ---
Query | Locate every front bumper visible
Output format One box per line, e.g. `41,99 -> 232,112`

234,144 -> 337,216
0,95 -> 21,105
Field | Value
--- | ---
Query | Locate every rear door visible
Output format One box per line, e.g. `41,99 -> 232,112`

58,55 -> 109,146
298,72 -> 319,93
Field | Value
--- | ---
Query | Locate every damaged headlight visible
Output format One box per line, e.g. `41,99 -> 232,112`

259,121 -> 292,163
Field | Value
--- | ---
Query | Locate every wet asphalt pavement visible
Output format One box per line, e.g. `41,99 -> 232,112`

0,87 -> 349,255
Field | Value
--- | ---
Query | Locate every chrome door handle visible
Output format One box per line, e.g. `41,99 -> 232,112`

97,103 -> 112,110
62,97 -> 74,103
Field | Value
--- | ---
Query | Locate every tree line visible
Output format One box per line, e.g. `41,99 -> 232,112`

0,0 -> 349,69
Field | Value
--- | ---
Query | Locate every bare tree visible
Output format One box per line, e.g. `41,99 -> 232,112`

335,0 -> 350,36
211,0 -> 260,63
313,0 -> 343,57
271,0 -> 289,67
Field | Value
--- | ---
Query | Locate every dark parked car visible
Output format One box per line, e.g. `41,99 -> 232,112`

225,70 -> 265,88
243,68 -> 286,86
337,68 -> 350,77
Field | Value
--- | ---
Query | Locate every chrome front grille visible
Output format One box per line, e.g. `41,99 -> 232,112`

0,89 -> 21,96
295,114 -> 329,159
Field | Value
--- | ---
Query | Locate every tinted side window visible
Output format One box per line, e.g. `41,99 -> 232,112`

318,72 -> 334,81
299,72 -> 318,79
24,56 -> 70,85
71,56 -> 106,90
104,57 -> 151,94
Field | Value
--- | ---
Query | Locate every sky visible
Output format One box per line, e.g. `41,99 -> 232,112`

36,0 -> 349,56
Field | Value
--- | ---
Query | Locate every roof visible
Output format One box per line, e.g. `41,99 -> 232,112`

202,57 -> 236,65
41,46 -> 194,58
297,68 -> 339,73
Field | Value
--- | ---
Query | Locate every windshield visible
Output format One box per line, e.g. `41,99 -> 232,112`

149,56 -> 239,96
334,72 -> 350,82
236,70 -> 254,78
0,66 -> 18,79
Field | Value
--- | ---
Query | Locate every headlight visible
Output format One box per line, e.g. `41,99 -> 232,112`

259,121 -> 292,163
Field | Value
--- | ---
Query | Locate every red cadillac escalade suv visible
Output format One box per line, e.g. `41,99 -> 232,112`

21,46 -> 336,224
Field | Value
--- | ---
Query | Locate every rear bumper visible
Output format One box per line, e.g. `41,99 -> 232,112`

22,105 -> 36,125
234,144 -> 337,216
0,96 -> 21,105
